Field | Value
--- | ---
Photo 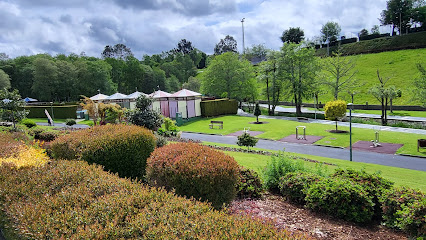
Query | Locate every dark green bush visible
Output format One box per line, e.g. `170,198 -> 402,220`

128,95 -> 163,131
380,187 -> 426,237
51,124 -> 156,179
201,98 -> 238,117
0,160 -> 298,239
20,119 -> 36,128
279,172 -> 324,204
65,119 -> 76,126
237,132 -> 258,149
146,143 -> 240,209
236,167 -> 263,199
30,128 -> 59,142
305,178 -> 375,224
332,168 -> 394,219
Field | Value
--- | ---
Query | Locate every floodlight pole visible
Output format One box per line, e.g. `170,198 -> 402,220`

241,18 -> 245,54
348,103 -> 353,161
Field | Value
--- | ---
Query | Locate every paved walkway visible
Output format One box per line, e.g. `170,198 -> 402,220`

181,132 -> 426,172
241,108 -> 426,135
36,122 -> 90,129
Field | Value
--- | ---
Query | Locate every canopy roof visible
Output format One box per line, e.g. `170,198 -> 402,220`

105,92 -> 127,100
90,93 -> 108,101
24,97 -> 38,102
170,89 -> 202,97
125,91 -> 147,99
151,90 -> 171,98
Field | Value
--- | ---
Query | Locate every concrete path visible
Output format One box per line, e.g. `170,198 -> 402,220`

182,132 -> 426,172
261,104 -> 426,123
240,108 -> 426,135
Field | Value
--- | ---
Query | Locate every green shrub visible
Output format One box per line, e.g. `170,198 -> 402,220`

65,119 -> 76,126
157,117 -> 180,137
30,128 -> 59,142
128,95 -> 163,131
332,168 -> 394,219
0,160 -> 298,239
20,119 -> 36,128
305,178 -> 375,224
51,124 -> 155,179
236,167 -> 263,199
279,172 -> 324,204
201,98 -> 238,117
237,132 -> 258,150
146,143 -> 240,209
380,187 -> 426,237
154,133 -> 168,148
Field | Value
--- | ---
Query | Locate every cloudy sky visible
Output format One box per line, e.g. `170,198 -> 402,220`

0,0 -> 390,58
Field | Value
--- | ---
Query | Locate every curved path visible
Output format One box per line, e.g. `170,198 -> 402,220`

182,132 -> 426,172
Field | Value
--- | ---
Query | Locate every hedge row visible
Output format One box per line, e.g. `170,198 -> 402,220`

23,105 -> 78,119
51,124 -> 156,179
0,160 -> 296,239
200,98 -> 238,117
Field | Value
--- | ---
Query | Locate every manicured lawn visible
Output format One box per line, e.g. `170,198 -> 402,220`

26,118 -> 68,123
180,115 -> 426,156
351,109 -> 426,118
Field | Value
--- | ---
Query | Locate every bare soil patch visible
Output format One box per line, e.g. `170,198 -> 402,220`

229,194 -> 407,240
326,130 -> 349,133
279,135 -> 324,144
351,141 -> 403,154
248,121 -> 270,124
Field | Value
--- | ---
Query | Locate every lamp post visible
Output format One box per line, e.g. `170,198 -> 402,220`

348,103 -> 353,161
241,18 -> 245,54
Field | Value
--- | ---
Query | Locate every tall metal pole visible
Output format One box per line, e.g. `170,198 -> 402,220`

241,18 -> 245,54
348,103 -> 353,161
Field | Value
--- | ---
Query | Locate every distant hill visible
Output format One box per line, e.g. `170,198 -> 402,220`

316,48 -> 426,105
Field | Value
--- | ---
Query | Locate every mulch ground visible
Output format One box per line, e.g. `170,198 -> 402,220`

279,135 -> 324,144
229,194 -> 408,240
227,131 -> 264,137
351,141 -> 403,154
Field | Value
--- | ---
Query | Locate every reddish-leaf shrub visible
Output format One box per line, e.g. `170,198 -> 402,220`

146,142 -> 240,209
50,124 -> 155,179
0,132 -> 24,158
0,160 -> 295,239
279,172 -> 324,204
236,167 -> 263,199
380,187 -> 426,237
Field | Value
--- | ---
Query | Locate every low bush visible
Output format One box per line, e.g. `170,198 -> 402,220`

279,172 -> 324,204
0,160 -> 296,239
30,128 -> 59,142
237,132 -> 258,150
146,143 -> 240,209
236,167 -> 263,199
0,144 -> 49,168
332,168 -> 394,219
51,124 -> 156,179
65,118 -> 76,126
305,178 -> 375,224
380,187 -> 426,237
154,133 -> 168,148
0,132 -> 25,158
157,117 -> 180,137
20,118 -> 36,128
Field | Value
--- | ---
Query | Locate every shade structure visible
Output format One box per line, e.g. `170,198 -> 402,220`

169,89 -> 202,119
125,91 -> 147,100
24,97 -> 38,102
105,92 -> 127,100
90,93 -> 108,101
151,90 -> 171,117
151,90 -> 171,98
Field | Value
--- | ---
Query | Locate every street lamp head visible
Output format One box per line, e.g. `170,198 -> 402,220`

241,18 -> 245,22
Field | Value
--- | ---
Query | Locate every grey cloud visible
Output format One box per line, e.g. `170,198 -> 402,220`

0,7 -> 25,30
60,14 -> 73,23
39,41 -> 67,54
84,17 -> 122,44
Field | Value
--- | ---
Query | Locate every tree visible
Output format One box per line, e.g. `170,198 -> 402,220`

412,5 -> 426,31
0,88 -> 27,129
80,96 -> 99,126
371,25 -> 381,34
201,52 -> 255,103
243,44 -> 268,63
0,69 -> 11,89
31,57 -> 58,101
257,51 -> 283,115
369,70 -> 395,125
173,39 -> 194,55
128,95 -> 163,131
101,43 -> 134,59
182,76 -> 201,92
380,0 -> 414,35
279,43 -> 319,116
320,21 -> 341,42
280,27 -> 305,44
412,63 -> 426,107
237,132 -> 258,150
322,50 -> 358,100
359,29 -> 369,38
214,35 -> 238,55
254,102 -> 261,123
324,100 -> 347,131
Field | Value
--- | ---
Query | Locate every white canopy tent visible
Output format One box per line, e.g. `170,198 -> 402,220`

169,89 -> 202,119
90,93 -> 108,101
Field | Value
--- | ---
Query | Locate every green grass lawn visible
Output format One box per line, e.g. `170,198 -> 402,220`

303,107 -> 426,118
26,118 -> 68,123
180,115 -> 426,156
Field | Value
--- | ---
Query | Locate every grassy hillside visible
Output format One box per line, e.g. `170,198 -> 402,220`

316,48 -> 426,105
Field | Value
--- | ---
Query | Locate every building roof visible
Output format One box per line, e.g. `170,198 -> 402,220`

151,90 -> 171,98
90,93 -> 109,101
170,89 -> 202,97
105,92 -> 128,100
125,91 -> 147,99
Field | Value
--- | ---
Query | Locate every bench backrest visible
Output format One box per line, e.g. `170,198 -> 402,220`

211,121 -> 223,124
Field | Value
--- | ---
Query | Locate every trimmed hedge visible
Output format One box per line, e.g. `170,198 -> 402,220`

279,172 -> 324,204
0,160 -> 296,239
146,143 -> 240,209
305,178 -> 375,224
24,105 -> 78,119
201,98 -> 238,117
51,124 -> 155,179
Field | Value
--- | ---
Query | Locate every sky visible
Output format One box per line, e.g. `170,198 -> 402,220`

0,0 -> 390,59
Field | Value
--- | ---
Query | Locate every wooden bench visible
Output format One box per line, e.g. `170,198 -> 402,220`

418,139 -> 426,152
209,121 -> 223,129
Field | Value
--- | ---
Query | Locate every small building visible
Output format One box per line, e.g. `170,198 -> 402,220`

104,93 -> 128,107
125,91 -> 147,109
151,90 -> 171,117
169,89 -> 202,119
89,93 -> 108,102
